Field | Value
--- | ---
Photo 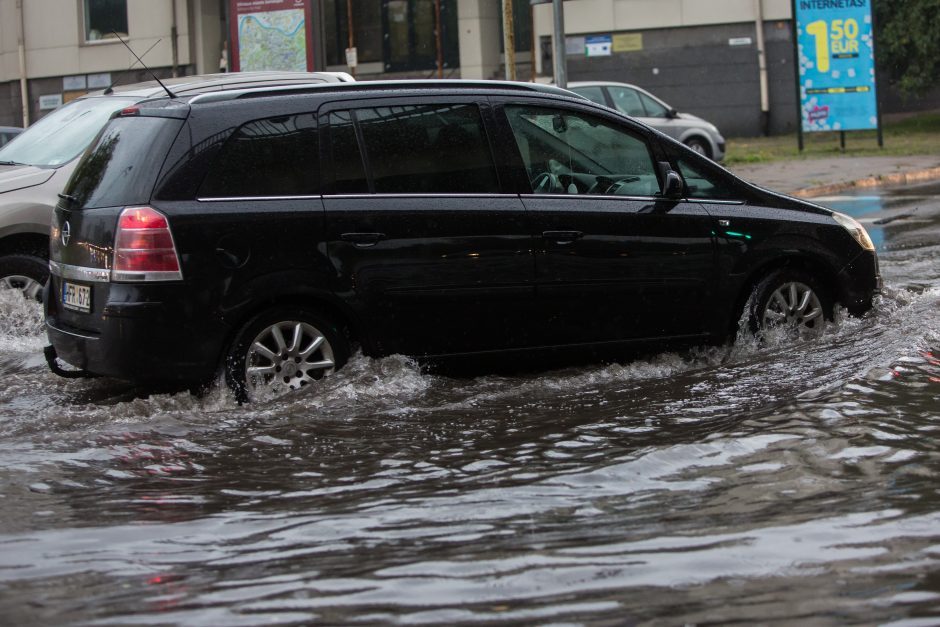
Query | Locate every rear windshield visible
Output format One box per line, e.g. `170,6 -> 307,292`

0,97 -> 136,168
64,116 -> 183,209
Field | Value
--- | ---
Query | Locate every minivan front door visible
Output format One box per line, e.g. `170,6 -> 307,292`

500,103 -> 717,347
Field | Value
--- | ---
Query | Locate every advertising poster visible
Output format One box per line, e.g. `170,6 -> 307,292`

229,0 -> 315,72
793,0 -> 878,132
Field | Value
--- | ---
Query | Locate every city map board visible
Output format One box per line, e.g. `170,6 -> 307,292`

793,0 -> 879,132
228,0 -> 315,72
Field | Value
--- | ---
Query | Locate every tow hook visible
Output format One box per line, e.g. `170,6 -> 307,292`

43,345 -> 98,379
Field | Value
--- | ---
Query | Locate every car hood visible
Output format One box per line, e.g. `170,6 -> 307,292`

0,164 -> 55,194
677,112 -> 705,123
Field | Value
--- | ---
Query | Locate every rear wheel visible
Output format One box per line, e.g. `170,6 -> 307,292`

225,308 -> 349,403
0,254 -> 48,302
748,269 -> 833,340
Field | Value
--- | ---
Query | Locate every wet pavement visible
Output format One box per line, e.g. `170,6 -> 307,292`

0,181 -> 939,625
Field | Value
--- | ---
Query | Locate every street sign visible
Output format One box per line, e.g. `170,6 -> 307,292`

585,35 -> 612,57
793,0 -> 879,133
228,0 -> 316,72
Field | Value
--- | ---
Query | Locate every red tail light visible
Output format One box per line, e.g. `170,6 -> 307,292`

112,207 -> 183,281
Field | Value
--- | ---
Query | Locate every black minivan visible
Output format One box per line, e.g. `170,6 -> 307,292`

45,80 -> 879,400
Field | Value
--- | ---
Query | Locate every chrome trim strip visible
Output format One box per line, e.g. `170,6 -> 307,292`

695,199 -> 746,206
112,270 -> 183,282
49,261 -> 110,283
524,193 -> 664,202
45,320 -> 99,341
198,193 -> 519,201
197,195 -> 324,202
197,192 -> 744,204
325,193 -> 516,200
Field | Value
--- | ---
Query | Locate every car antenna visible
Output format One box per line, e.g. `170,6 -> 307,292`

111,31 -> 177,98
102,38 -> 162,95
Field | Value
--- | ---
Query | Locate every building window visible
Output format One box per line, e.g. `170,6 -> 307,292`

84,0 -> 128,42
323,0 -> 458,72
324,0 -> 383,66
384,0 -> 458,73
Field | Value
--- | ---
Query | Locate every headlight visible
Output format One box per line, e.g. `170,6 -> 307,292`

832,211 -> 875,251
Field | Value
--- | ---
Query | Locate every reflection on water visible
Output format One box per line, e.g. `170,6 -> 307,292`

1,188 -> 940,624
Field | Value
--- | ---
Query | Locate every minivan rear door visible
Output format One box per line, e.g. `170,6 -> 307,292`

320,97 -> 535,357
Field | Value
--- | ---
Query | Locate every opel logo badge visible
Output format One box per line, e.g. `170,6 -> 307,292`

61,221 -> 71,247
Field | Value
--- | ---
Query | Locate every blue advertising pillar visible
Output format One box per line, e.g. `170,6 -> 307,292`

791,0 -> 882,150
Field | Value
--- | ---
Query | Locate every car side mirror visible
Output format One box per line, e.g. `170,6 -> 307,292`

658,163 -> 684,199
664,171 -> 683,198
668,108 -> 679,119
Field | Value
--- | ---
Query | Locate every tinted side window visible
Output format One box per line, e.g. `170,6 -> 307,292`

351,103 -> 499,194
328,110 -> 369,194
506,105 -> 660,197
200,114 -> 318,198
676,155 -> 739,200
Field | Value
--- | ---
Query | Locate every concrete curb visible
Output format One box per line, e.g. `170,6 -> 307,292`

791,165 -> 940,198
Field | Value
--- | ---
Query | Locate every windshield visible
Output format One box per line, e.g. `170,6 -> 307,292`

0,97 -> 136,168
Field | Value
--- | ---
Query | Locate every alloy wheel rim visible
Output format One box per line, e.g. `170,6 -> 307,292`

762,281 -> 825,338
244,320 -> 335,398
0,275 -> 43,301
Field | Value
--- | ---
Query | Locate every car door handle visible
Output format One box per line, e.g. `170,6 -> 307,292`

340,232 -> 385,247
542,230 -> 583,243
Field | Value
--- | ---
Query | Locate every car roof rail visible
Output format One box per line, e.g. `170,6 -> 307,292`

188,80 -> 578,105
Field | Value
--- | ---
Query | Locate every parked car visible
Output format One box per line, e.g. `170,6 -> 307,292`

44,80 -> 879,401
0,71 -> 353,302
567,81 -> 726,161
0,126 -> 22,148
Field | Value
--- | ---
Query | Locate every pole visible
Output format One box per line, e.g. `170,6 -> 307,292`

552,0 -> 566,88
530,4 -> 537,81
790,0 -> 803,151
346,0 -> 356,78
16,0 -> 29,126
435,0 -> 443,78
502,0 -> 516,81
171,0 -> 179,77
870,2 -> 884,148
754,0 -> 769,135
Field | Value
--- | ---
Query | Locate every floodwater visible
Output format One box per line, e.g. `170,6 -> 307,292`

1,182 -> 939,625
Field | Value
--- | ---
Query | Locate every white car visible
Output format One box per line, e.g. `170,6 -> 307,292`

0,71 -> 353,301
567,81 -> 726,161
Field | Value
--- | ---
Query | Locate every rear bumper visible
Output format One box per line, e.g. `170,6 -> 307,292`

44,280 -> 227,383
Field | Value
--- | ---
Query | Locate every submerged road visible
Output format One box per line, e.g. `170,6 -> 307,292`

0,181 -> 938,624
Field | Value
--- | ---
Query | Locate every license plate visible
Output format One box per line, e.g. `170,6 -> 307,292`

62,281 -> 91,313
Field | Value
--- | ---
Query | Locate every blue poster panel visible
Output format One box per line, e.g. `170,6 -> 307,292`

794,0 -> 878,132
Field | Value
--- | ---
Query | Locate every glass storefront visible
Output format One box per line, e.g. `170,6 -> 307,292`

323,0 -> 458,73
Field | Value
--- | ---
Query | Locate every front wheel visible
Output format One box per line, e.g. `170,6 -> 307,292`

225,308 -> 349,403
747,269 -> 833,340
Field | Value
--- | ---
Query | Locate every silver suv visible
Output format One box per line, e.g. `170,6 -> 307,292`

567,81 -> 725,161
0,71 -> 352,300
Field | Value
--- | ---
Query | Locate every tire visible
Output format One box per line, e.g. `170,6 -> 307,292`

747,268 -> 833,340
684,137 -> 711,158
0,253 -> 48,302
224,307 -> 349,403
